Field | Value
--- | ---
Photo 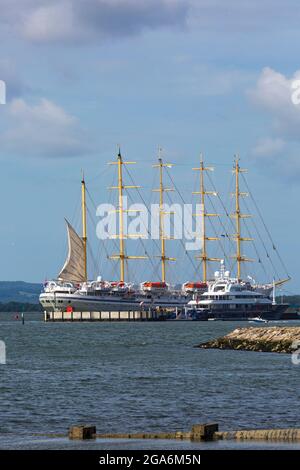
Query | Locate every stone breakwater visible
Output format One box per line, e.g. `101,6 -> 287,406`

196,326 -> 300,353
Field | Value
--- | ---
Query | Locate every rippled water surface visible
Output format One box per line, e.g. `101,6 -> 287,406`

0,314 -> 299,449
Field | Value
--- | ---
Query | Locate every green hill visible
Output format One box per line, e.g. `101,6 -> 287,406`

0,301 -> 41,312
0,281 -> 42,304
278,295 -> 300,308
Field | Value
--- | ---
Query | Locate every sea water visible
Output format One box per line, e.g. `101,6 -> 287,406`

0,314 -> 299,449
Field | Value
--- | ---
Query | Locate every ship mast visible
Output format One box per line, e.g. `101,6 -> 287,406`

231,156 -> 252,279
109,149 -> 147,282
192,155 -> 220,282
153,152 -> 176,282
81,172 -> 87,282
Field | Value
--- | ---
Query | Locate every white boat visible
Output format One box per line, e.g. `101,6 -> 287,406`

186,261 -> 288,321
248,316 -> 269,324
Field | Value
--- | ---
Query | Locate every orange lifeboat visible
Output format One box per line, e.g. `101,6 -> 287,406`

184,282 -> 207,289
142,281 -> 168,291
182,282 -> 207,293
109,281 -> 129,291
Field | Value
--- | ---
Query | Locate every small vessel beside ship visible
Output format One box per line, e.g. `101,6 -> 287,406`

249,317 -> 269,324
185,260 -> 288,321
40,152 -> 291,321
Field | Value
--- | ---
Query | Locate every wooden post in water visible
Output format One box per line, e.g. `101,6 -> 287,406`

69,425 -> 96,440
191,423 -> 219,441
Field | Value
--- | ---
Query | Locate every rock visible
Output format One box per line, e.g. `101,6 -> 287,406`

196,327 -> 300,353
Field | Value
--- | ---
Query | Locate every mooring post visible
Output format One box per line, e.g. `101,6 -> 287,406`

69,425 -> 96,440
190,423 -> 219,441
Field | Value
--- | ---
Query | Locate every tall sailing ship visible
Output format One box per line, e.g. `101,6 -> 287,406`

186,157 -> 289,320
40,151 -> 189,315
40,152 -> 290,320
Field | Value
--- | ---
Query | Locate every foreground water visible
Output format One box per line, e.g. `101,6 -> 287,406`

0,314 -> 299,449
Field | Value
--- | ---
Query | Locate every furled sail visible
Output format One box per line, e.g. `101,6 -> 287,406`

57,219 -> 86,283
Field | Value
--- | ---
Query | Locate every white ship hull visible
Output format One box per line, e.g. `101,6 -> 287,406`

40,291 -> 188,312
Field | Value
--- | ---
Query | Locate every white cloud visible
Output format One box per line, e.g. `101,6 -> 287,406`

23,2 -> 76,42
1,0 -> 300,45
252,137 -> 285,158
21,0 -> 189,43
248,67 -> 300,138
0,98 -> 90,158
249,67 -> 300,179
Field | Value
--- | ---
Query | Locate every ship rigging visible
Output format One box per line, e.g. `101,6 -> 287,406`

40,150 -> 291,320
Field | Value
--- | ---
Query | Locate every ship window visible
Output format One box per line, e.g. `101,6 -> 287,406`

214,285 -> 225,292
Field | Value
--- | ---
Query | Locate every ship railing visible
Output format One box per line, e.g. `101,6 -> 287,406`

43,280 -> 76,293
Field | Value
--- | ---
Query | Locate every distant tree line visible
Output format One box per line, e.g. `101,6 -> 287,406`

0,302 -> 42,312
277,296 -> 300,308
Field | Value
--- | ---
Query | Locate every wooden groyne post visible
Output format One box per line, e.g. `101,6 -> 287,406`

68,423 -> 300,442
69,425 -> 96,440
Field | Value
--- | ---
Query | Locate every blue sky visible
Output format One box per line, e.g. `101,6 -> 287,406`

0,1 -> 299,293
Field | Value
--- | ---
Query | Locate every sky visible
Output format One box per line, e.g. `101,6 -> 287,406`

0,0 -> 300,293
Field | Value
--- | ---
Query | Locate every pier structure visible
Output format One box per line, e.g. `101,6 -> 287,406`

44,308 -> 178,322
